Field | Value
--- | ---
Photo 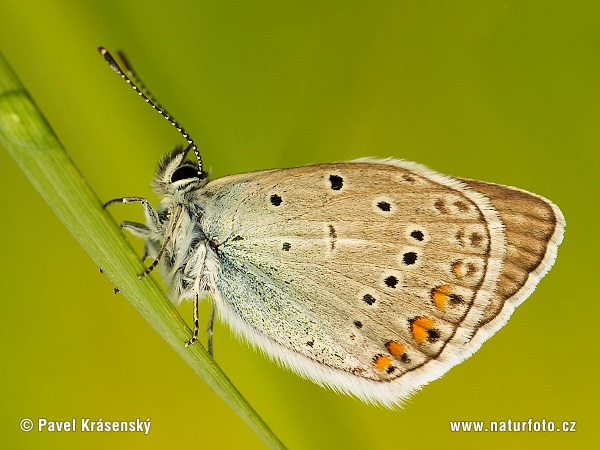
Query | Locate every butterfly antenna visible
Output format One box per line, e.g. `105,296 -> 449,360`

115,50 -> 165,111
98,47 -> 204,176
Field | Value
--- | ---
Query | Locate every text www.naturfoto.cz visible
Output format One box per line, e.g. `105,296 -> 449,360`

449,419 -> 576,432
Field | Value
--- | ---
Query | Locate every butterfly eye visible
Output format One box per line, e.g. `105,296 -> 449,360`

171,165 -> 200,182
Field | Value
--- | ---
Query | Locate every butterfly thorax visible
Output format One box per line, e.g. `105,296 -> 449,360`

146,147 -> 213,303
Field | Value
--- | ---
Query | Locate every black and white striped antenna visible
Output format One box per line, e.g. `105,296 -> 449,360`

98,47 -> 204,177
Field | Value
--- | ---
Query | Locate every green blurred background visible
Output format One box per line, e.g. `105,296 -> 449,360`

1,1 -> 598,448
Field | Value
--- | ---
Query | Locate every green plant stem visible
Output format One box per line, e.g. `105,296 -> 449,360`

0,51 -> 285,449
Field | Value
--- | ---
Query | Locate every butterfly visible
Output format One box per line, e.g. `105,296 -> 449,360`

100,48 -> 565,405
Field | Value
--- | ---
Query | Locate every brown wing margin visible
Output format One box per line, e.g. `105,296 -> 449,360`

459,179 -> 565,332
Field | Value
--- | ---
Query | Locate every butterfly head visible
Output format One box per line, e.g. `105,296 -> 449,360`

152,146 -> 209,196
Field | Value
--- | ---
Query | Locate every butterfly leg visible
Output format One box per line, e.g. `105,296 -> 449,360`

105,197 -> 184,278
121,221 -> 152,238
184,281 -> 211,351
138,205 -> 185,278
184,293 -> 200,348
184,245 -> 210,352
104,197 -> 162,268
206,300 -> 215,356
104,196 -> 161,231
140,246 -> 149,264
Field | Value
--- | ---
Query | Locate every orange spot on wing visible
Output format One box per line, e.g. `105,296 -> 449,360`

374,355 -> 392,372
432,285 -> 450,309
452,261 -> 463,278
411,317 -> 435,344
386,341 -> 405,358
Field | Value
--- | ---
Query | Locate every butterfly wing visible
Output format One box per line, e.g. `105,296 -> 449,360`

458,179 -> 565,350
199,158 -> 564,405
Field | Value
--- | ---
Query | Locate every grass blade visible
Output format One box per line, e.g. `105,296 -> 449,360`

0,50 -> 285,450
